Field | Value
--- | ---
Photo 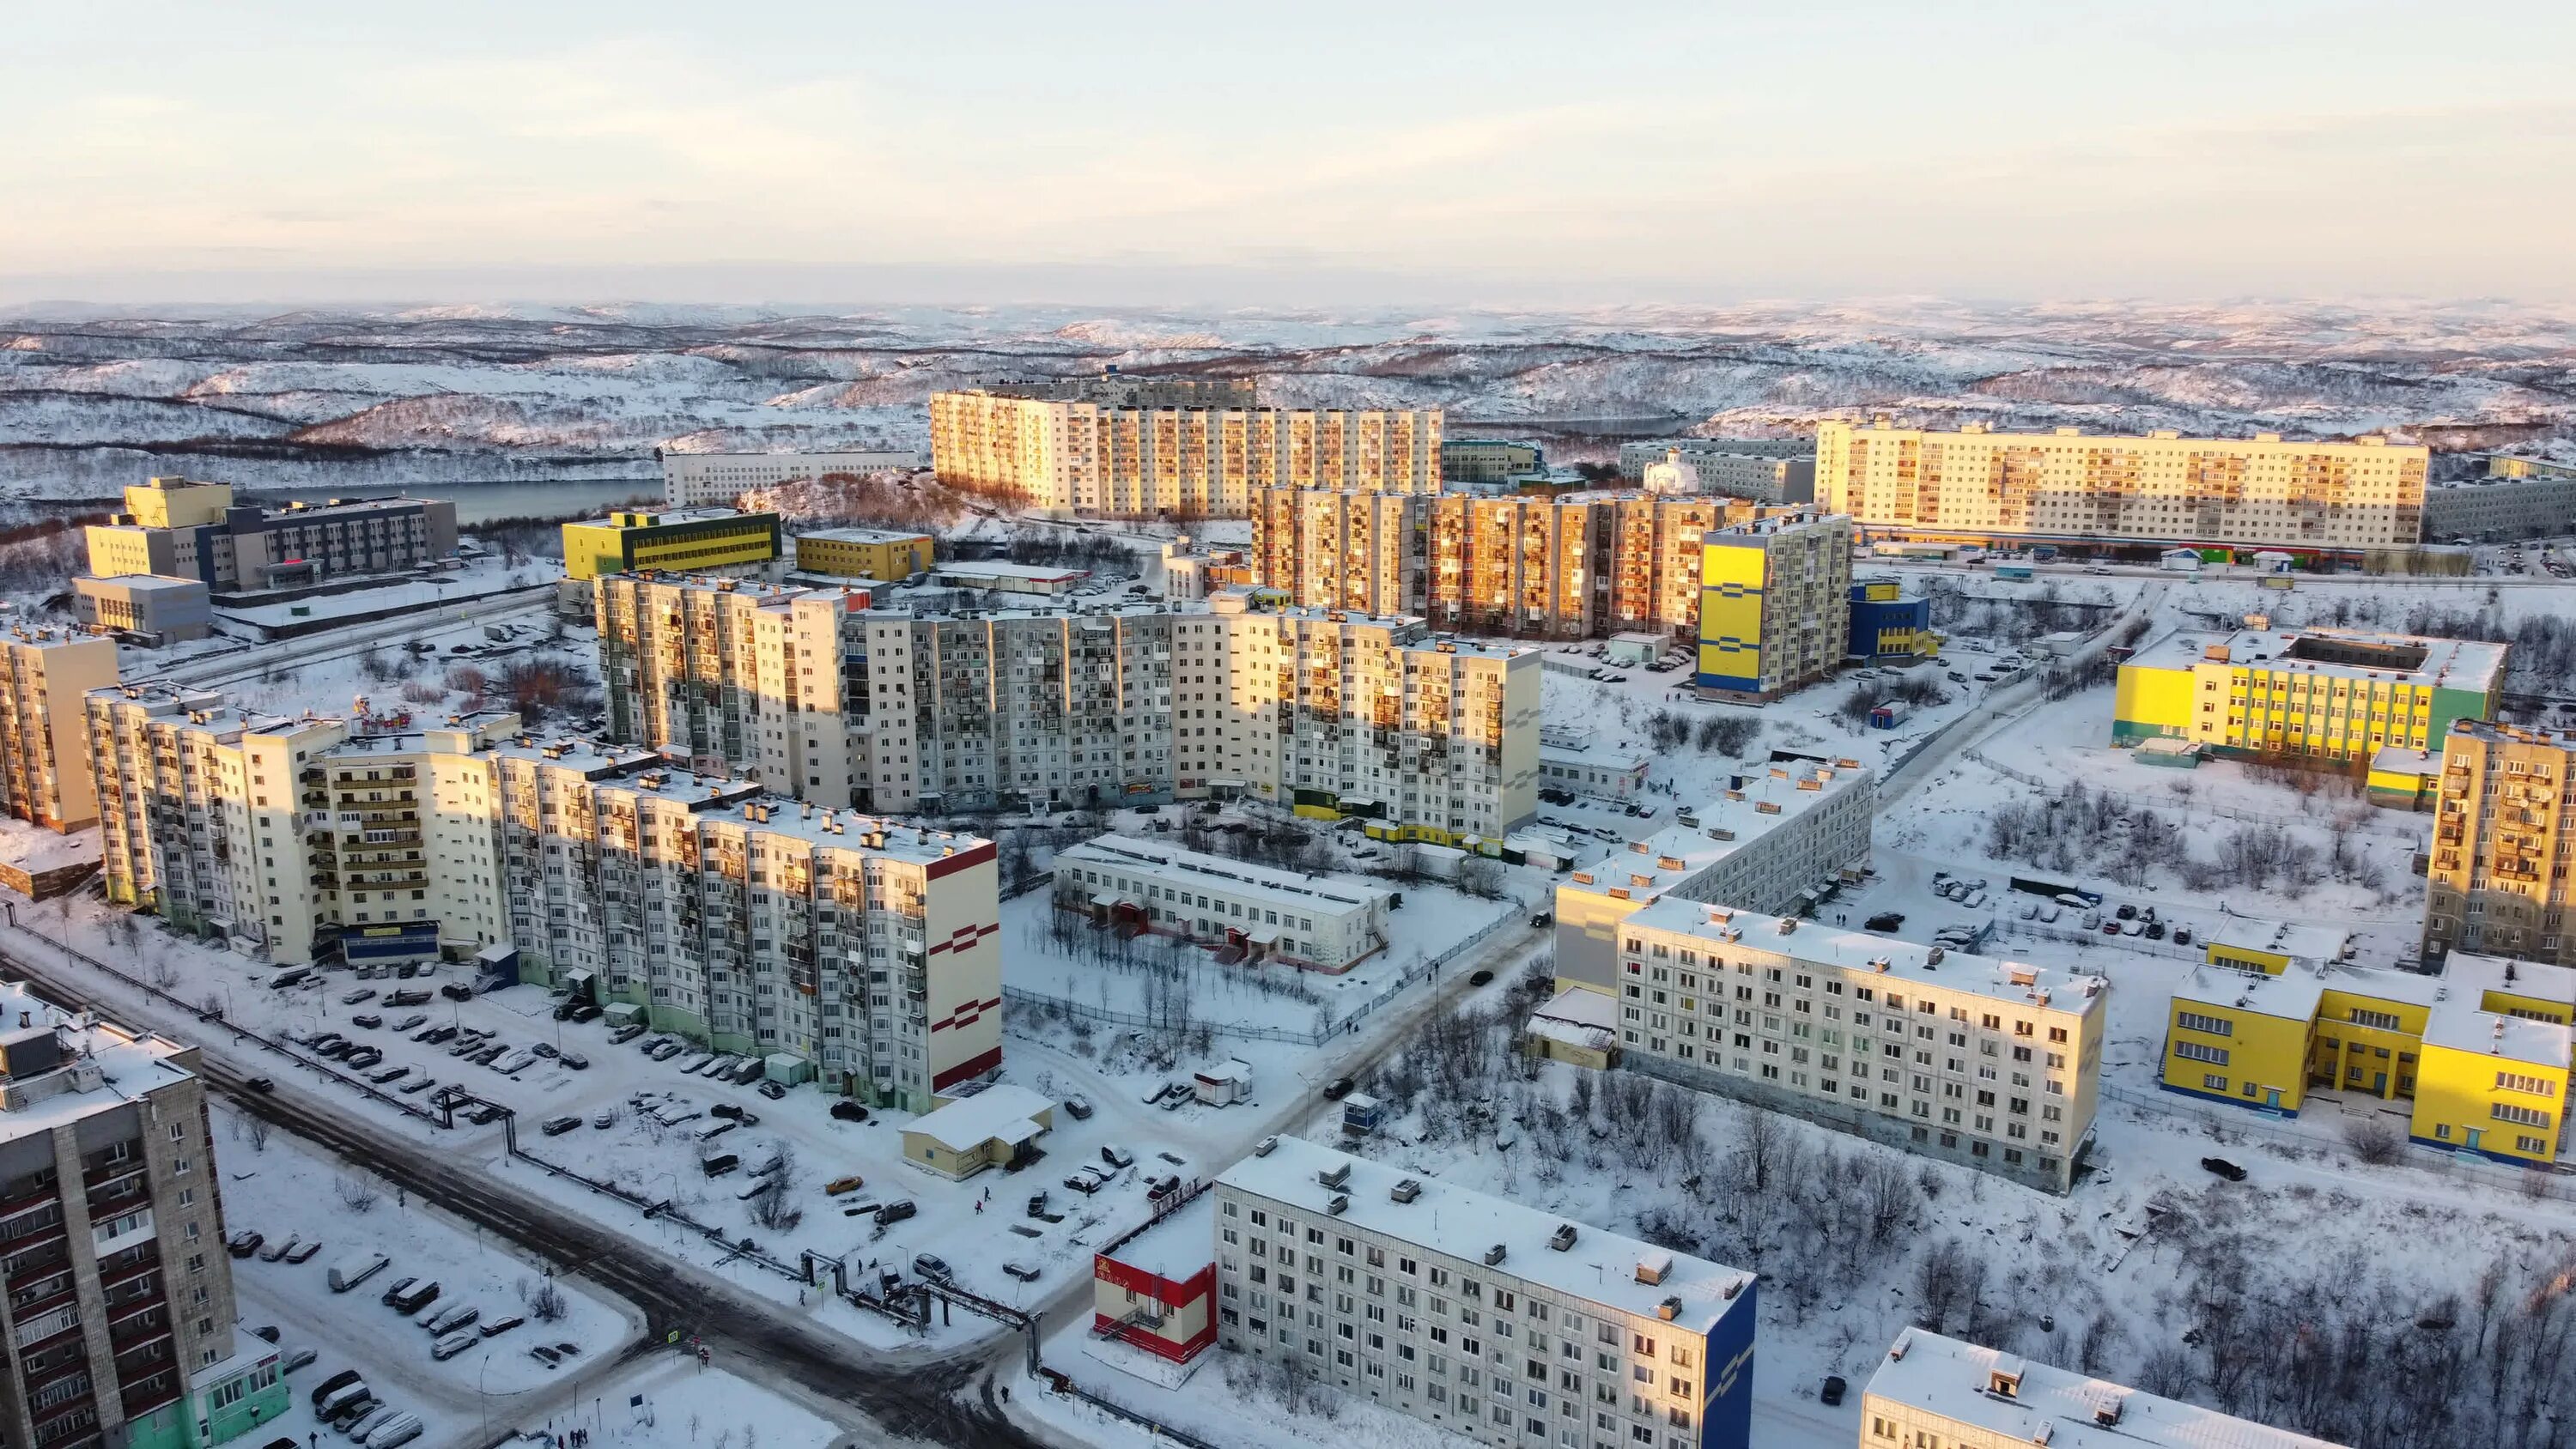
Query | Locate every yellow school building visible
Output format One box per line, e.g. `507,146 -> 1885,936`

793,527 -> 936,581
2163,948 -> 2573,1166
2113,624 -> 2504,767
561,508 -> 781,581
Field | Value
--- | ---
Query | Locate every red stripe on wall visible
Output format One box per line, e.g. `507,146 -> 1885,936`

931,1045 -> 1003,1092
924,840 -> 999,880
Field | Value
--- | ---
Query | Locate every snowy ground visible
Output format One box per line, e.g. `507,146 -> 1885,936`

214,1105 -> 642,1449
514,1352 -> 841,1449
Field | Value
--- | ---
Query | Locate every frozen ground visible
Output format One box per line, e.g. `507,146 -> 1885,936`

214,1104 -> 642,1449
507,1351 -> 841,1449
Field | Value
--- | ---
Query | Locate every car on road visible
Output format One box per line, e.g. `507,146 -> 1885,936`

830,1100 -> 870,1124
465,1104 -> 507,1125
2201,1156 -> 2247,1182
440,983 -> 474,1002
873,1199 -> 915,1225
245,1076 -> 275,1094
540,1115 -> 581,1137
1820,1374 -> 1847,1407
710,1103 -> 760,1125
1468,968 -> 1495,987
1060,1094 -> 1093,1120
228,1230 -> 264,1258
911,1253 -> 951,1282
340,989 -> 376,1006
1321,1076 -> 1355,1100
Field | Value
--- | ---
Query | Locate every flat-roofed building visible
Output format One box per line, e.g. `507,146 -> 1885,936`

1091,1192 -> 1217,1371
72,574 -> 212,643
85,490 -> 457,592
1607,900 -> 2105,1191
2421,456 -> 2576,543
933,561 -> 1091,596
1817,420 -> 2428,555
0,629 -> 122,831
2114,626 -> 2504,766
661,450 -> 920,508
1695,514 -> 1854,701
793,528 -> 935,582
1552,760 -> 1874,991
1617,438 -> 1807,479
1215,1137 -> 1758,1449
2424,720 -> 2576,970
1639,448 -> 1814,504
1440,438 -> 1542,482
1158,537 -> 1253,602
1861,1327 -> 2348,1449
1537,725 -> 1649,803
561,508 -> 781,581
1055,834 -> 1392,972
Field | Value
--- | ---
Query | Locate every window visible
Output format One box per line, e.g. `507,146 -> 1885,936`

2174,1040 -> 2227,1066
2497,1070 -> 2557,1098
2175,1010 -> 2233,1037
2493,1102 -> 2551,1129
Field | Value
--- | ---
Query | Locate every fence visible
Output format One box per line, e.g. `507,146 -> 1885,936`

2101,1081 -> 2576,1206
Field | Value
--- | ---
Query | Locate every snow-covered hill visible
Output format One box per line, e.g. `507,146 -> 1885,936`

3,300 -> 2570,498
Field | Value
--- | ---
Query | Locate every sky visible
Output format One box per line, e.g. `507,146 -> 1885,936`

6,0 -> 2573,306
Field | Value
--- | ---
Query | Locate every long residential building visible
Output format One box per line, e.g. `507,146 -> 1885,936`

930,377 -> 1441,518
1595,899 -> 2105,1192
0,630 -> 121,832
661,451 -> 922,508
1214,1137 -> 1759,1449
1815,421 -> 2429,555
1251,488 -> 1789,641
1054,834 -> 1393,972
83,688 -> 999,1107
2423,719 -> 2575,970
1616,438 -> 1808,479
596,579 -> 1542,849
2113,625 -> 2504,766
1692,514 -> 1854,701
1637,448 -> 1814,505
0,985 -> 287,1449
84,477 -> 457,592
1862,1328 -> 2347,1449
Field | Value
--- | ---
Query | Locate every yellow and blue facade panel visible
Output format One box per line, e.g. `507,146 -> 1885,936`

1697,542 -> 1769,694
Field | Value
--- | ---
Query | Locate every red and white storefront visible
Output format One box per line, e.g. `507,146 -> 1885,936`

1090,1191 -> 1216,1373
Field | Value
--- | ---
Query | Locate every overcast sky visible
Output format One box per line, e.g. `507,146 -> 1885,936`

7,0 -> 2570,306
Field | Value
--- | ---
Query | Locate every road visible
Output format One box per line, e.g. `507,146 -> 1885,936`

167,585 -> 562,689
0,940 -> 1051,1449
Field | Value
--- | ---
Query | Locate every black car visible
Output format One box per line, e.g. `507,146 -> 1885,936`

1820,1374 -> 1847,1407
2144,921 -> 2167,940
440,983 -> 474,1002
1321,1077 -> 1355,1101
1865,912 -> 1905,931
830,1100 -> 871,1124
350,1013 -> 383,1030
1468,969 -> 1495,987
2201,1156 -> 2247,1182
244,1076 -> 275,1094
756,1080 -> 785,1100
568,1003 -> 604,1023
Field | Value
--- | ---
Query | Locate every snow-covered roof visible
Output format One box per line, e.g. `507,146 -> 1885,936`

1862,1328 -> 2348,1448
1216,1137 -> 1754,1337
933,561 -> 1091,583
82,573 -> 207,594
1060,834 -> 1390,916
2206,920 -> 2350,967
1527,986 -> 1619,1052
904,1084 -> 1054,1153
2421,994 -> 2572,1068
1561,761 -> 1868,905
1624,897 -> 2109,1017
1101,1194 -> 1217,1285
2123,625 -> 2505,694
796,527 -> 932,544
1540,738 -> 1649,772
2367,744 -> 2441,779
2173,965 -> 2325,1023
0,983 -> 197,1143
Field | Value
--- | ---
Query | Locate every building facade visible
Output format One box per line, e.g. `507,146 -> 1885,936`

2422,456 -> 2576,542
560,510 -> 781,581
1845,577 -> 1936,664
1616,439 -> 1807,480
1601,900 -> 2105,1192
85,484 -> 458,592
71,577 -> 212,644
2113,626 -> 2504,767
1439,439 -> 1542,483
1158,537 -> 1253,602
2163,947 -> 2572,1167
0,631 -> 122,832
1861,1328 -> 2346,1449
931,378 -> 1440,518
1638,450 -> 1814,505
1091,1194 -> 1217,1368
792,529 -> 935,582
1552,761 -> 1874,991
660,451 -> 920,508
1694,515 -> 1854,701
2423,720 -> 2575,970
0,987 -> 287,1449
1214,1137 -> 1758,1449
1814,421 -> 2428,555
1250,489 -> 1431,619
1054,834 -> 1393,972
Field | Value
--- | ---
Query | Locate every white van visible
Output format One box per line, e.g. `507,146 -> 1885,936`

326,1252 -> 390,1293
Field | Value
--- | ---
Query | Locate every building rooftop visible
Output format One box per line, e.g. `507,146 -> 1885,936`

0,981 -> 197,1143
906,1083 -> 1053,1152
797,527 -> 933,544
2368,744 -> 2443,779
2173,964 -> 2328,1023
1623,897 -> 2110,1016
581,507 -> 771,529
2206,919 -> 2352,967
1863,1328 -> 2347,1448
1101,1193 -> 1218,1285
2445,718 -> 2576,754
1561,761 -> 1868,905
1218,1137 -> 1755,1336
697,795 -> 993,867
2124,626 -> 2506,694
1060,834 -> 1390,916
81,573 -> 209,594
1526,985 -> 1619,1054
933,561 -> 1091,583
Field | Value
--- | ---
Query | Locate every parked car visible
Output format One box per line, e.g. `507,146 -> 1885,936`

648,1041 -> 684,1062
350,1014 -> 383,1030
365,1415 -> 424,1449
560,1052 -> 590,1071
398,1076 -> 439,1096
1061,1094 -> 1093,1120
1063,1166 -> 1109,1194
2201,1156 -> 2248,1182
1100,1143 -> 1134,1170
911,1253 -> 952,1282
755,1078 -> 782,1099
677,1053 -> 715,1076
285,1240 -> 323,1264
309,1370 -> 362,1410
248,1323 -> 282,1343
540,1115 -> 581,1137
386,1279 -> 440,1314
380,1278 -> 419,1306
440,983 -> 474,1002
340,988 -> 376,1006
368,1064 -> 408,1085
874,1199 -> 916,1226
259,1234 -> 300,1263
530,1042 -> 559,1059
431,1331 -> 478,1361
327,1252 -> 390,1293
568,1003 -> 604,1024
347,1407 -> 400,1442
465,1104 -> 507,1125
414,1024 -> 456,1044
1002,1261 -> 1041,1282
710,1102 -> 756,1123
1820,1374 -> 1847,1406
422,1303 -> 479,1333
824,1175 -> 866,1196
228,1230 -> 264,1258
609,1023 -> 647,1044
280,1346 -> 319,1373
830,1100 -> 871,1124
343,1048 -> 383,1070
391,1015 -> 426,1034
2115,903 -> 2137,920
479,1314 -> 525,1338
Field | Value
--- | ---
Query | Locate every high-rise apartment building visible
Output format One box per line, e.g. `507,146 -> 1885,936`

660,451 -> 921,508
0,630 -> 121,832
0,986 -> 287,1449
85,688 -> 999,1106
1694,515 -> 1854,701
2424,720 -> 2576,970
596,581 -> 1542,848
1214,1137 -> 1759,1449
1861,1328 -> 2347,1449
1814,421 -> 2428,555
85,481 -> 457,592
1598,900 -> 2105,1192
2114,626 -> 2504,767
1249,489 -> 1430,618
930,377 -> 1440,518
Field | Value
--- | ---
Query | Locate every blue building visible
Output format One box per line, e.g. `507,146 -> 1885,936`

1848,576 -> 1935,663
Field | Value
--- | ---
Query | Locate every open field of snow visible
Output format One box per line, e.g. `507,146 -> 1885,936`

518,1352 -> 841,1449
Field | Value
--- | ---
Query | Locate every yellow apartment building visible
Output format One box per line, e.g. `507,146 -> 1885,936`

1815,420 -> 2428,554
2114,624 -> 2504,765
0,629 -> 122,831
792,527 -> 934,581
2164,948 -> 2573,1165
2424,720 -> 2576,971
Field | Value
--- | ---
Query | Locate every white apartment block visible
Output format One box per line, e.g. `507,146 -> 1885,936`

1862,1328 -> 2347,1448
931,377 -> 1441,518
1638,449 -> 1814,505
1055,834 -> 1393,972
1603,898 -> 2105,1192
660,450 -> 921,507
1214,1137 -> 1759,1449
1552,760 -> 1874,992
1617,438 -> 1808,479
597,580 -> 1543,850
0,629 -> 121,832
1814,420 -> 2428,553
87,687 -> 998,1108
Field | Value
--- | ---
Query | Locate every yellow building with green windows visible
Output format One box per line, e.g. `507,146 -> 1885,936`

562,508 -> 781,580
2164,948 -> 2573,1166
793,527 -> 935,581
2114,624 -> 2504,767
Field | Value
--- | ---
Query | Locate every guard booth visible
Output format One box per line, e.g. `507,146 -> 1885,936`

1340,1093 -> 1383,1137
